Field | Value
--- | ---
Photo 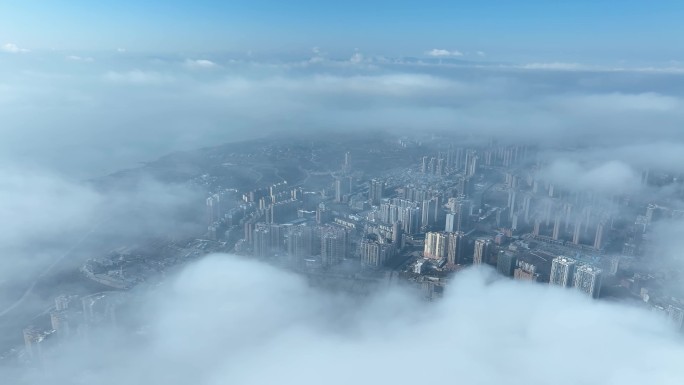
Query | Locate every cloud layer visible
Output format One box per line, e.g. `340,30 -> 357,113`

2,53 -> 684,178
2,50 -> 684,384
1,43 -> 29,53
9,256 -> 684,385
426,48 -> 463,57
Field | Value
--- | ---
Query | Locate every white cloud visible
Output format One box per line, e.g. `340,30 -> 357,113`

522,62 -> 584,70
476,51 -> 486,57
4,54 -> 684,178
519,62 -> 684,74
116,48 -> 126,53
426,48 -> 463,57
0,163 -> 203,313
66,55 -> 94,62
0,167 -> 101,250
104,70 -> 173,85
350,52 -> 364,64
539,159 -> 642,194
3,55 -> 684,384
184,59 -> 219,69
1,43 -> 29,53
9,257 -> 684,384
568,92 -> 680,112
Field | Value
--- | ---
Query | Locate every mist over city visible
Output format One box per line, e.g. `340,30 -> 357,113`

2,1 -> 684,384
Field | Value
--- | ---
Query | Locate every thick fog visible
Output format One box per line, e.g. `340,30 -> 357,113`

2,51 -> 684,176
9,256 -> 684,385
2,48 -> 684,383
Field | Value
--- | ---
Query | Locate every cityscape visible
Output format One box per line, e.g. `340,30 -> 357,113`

5,132 -> 683,372
3,1 -> 684,384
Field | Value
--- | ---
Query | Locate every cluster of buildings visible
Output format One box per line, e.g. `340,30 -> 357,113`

547,256 -> 603,297
12,133 -> 684,374
196,135 -> 684,329
80,239 -> 227,291
22,292 -> 126,366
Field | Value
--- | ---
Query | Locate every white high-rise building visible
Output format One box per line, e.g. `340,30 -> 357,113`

424,232 -> 448,260
573,264 -> 602,298
550,256 -> 577,287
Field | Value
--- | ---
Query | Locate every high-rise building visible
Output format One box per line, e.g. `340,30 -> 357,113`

645,203 -> 659,224
573,220 -> 582,244
473,238 -> 492,265
507,190 -> 517,220
402,206 -> 422,235
563,203 -> 573,231
55,295 -> 71,311
316,202 -> 331,224
335,177 -> 351,203
511,213 -> 519,231
573,264 -> 602,298
321,227 -> 347,267
205,189 -> 238,226
421,198 -> 437,229
459,177 -> 474,198
447,231 -> 466,265
269,182 -> 289,201
23,327 -> 46,362
253,223 -> 271,257
206,195 -> 222,226
550,256 -> 577,287
667,305 -> 684,331
436,158 -> 445,176
267,199 -> 301,224
392,222 -> 403,247
445,212 -> 457,232
457,202 -> 469,231
427,157 -> 437,174
453,147 -> 464,170
608,256 -> 620,276
594,220 -> 606,249
514,260 -> 539,282
523,194 -> 532,223
543,200 -> 553,226
369,179 -> 385,206
342,151 -> 352,174
497,252 -> 517,277
253,223 -> 284,257
50,310 -> 71,338
379,202 -> 392,224
433,195 -> 444,224
424,232 -> 448,260
360,240 -> 395,268
552,215 -> 562,240
287,225 -> 314,261
465,150 -> 478,177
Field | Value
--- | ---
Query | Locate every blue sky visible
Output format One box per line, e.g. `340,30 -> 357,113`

2,0 -> 684,63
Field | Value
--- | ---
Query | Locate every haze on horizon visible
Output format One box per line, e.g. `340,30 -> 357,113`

2,1 -> 684,384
